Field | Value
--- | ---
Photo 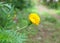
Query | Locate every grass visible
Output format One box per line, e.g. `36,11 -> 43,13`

27,11 -> 60,43
56,10 -> 60,15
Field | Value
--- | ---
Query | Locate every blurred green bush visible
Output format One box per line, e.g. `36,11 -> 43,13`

0,0 -> 34,10
0,3 -> 28,43
0,2 -> 14,28
42,0 -> 60,9
0,2 -> 30,30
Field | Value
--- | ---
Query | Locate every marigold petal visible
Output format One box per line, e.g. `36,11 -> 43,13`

29,13 -> 40,25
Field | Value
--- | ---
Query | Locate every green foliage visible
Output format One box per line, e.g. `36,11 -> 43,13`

41,12 -> 57,23
0,2 -> 37,43
56,10 -> 60,15
0,2 -> 30,30
3,0 -> 34,10
0,30 -> 27,43
0,1 -> 38,43
0,2 -> 15,29
45,16 -> 57,23
0,3 -> 12,27
42,0 -> 60,9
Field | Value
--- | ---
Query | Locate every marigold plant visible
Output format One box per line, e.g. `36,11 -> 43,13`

29,13 -> 40,25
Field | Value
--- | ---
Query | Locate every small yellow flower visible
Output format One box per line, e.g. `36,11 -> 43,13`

29,13 -> 40,25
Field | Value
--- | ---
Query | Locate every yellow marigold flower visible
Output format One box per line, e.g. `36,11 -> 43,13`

29,13 -> 40,25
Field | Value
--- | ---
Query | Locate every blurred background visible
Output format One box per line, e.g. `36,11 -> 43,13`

0,0 -> 60,43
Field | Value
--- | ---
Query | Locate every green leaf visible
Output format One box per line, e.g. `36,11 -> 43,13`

0,30 -> 27,43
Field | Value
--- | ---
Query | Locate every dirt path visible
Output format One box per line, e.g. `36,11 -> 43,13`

36,5 -> 56,14
36,5 -> 60,19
